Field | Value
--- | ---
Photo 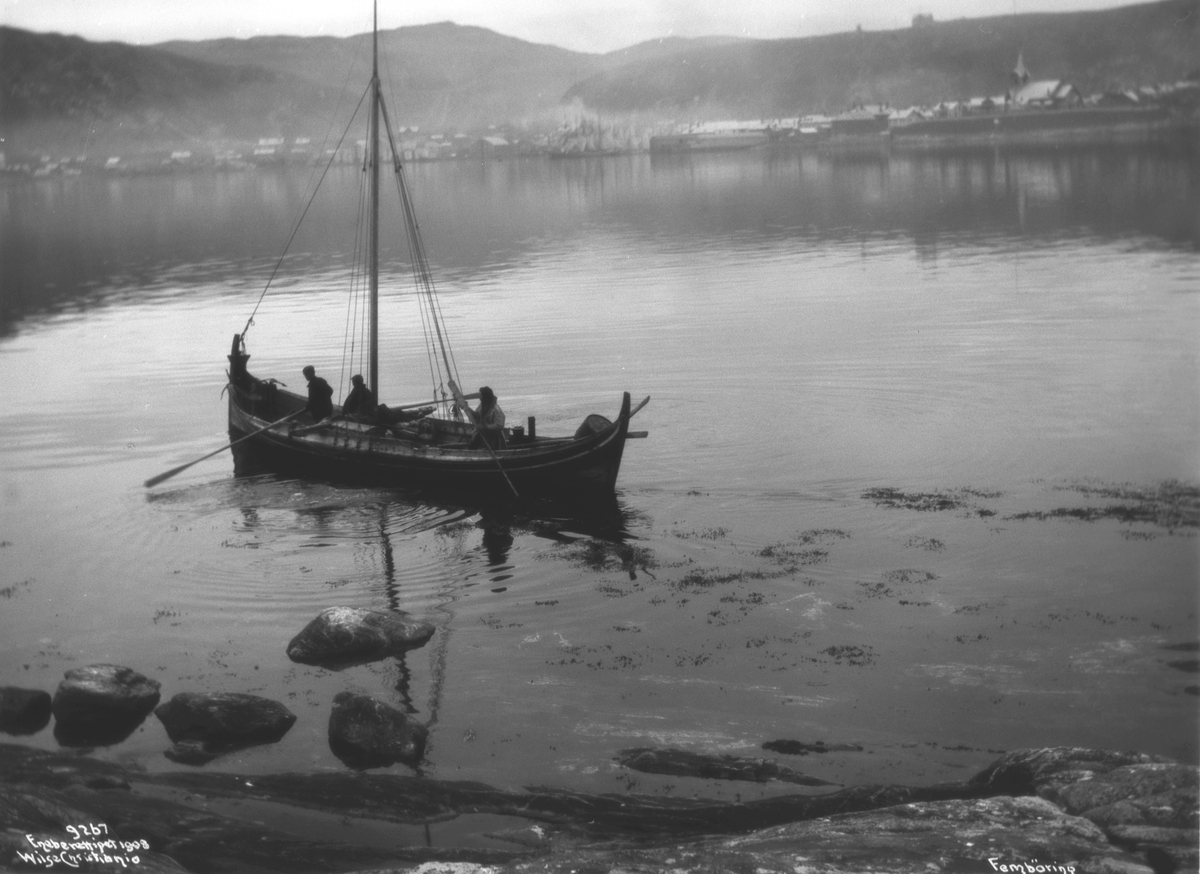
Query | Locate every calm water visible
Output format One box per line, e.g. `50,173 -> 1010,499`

0,146 -> 1197,827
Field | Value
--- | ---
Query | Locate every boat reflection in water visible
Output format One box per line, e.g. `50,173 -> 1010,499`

225,469 -> 645,769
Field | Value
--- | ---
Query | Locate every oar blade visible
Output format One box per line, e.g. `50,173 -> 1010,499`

143,465 -> 189,489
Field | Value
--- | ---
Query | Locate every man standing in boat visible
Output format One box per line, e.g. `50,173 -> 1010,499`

302,365 -> 334,422
470,386 -> 506,450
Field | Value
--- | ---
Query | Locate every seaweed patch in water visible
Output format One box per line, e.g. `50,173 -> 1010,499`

759,544 -> 829,567
673,526 -> 729,540
797,529 -> 851,544
906,537 -> 946,552
555,539 -> 657,579
857,581 -> 894,599
883,569 -> 939,585
0,578 -> 32,599
1008,480 -> 1199,530
820,644 -> 876,666
862,487 -> 997,513
669,566 -> 783,593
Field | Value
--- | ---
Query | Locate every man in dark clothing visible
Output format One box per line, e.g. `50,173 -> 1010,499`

468,385 -> 506,450
342,374 -> 375,420
303,365 -> 334,422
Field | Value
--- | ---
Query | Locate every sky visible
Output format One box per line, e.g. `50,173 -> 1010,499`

1,0 -> 1142,54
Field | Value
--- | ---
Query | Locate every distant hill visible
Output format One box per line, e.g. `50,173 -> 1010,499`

156,22 -> 602,130
1,1 -> 1196,156
0,26 -> 340,154
564,0 -> 1200,117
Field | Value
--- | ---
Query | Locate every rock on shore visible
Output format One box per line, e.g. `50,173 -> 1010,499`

970,747 -> 1199,872
0,743 -> 1194,873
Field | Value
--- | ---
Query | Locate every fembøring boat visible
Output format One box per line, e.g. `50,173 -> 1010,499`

222,6 -> 646,497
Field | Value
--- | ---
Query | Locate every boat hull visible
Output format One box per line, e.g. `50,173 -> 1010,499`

226,372 -> 632,496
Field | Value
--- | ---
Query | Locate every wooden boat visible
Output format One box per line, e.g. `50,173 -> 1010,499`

223,7 -> 644,497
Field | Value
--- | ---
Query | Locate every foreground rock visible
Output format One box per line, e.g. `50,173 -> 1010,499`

0,743 -> 1193,873
328,691 -> 429,768
480,796 -> 1156,874
971,747 -> 1199,872
617,746 -> 838,786
51,664 -> 161,746
154,692 -> 297,765
286,606 -> 435,667
0,744 -> 512,873
0,686 -> 52,735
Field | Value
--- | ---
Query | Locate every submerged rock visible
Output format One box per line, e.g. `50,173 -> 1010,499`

51,664 -> 161,746
327,691 -> 428,769
616,746 -> 839,786
762,738 -> 865,755
154,692 -> 297,765
286,606 -> 435,667
0,687 -> 52,735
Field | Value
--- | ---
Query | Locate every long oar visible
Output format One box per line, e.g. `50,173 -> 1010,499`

144,410 -> 304,488
398,392 -> 477,412
629,395 -> 650,419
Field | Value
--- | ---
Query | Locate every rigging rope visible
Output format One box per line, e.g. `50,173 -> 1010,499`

339,151 -> 372,401
240,83 -> 371,342
378,95 -> 462,413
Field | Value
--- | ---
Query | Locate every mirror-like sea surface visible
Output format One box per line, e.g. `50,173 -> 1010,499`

1,146 -> 1197,827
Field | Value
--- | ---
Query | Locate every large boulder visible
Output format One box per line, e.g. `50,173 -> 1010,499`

327,691 -> 428,769
286,606 -> 435,668
51,665 -> 161,746
970,747 -> 1199,872
0,687 -> 52,735
154,692 -> 297,765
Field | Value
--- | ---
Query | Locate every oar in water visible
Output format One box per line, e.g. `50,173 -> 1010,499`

144,410 -> 305,488
629,395 -> 650,419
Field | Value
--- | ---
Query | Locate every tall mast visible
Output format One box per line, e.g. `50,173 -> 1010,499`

368,0 -> 380,404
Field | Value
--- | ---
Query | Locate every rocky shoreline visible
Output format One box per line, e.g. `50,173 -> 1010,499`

1,606 -> 1197,872
0,741 -> 1195,873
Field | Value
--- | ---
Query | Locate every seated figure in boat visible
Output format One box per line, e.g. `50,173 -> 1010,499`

302,365 -> 334,422
342,374 -> 375,420
469,386 -> 507,450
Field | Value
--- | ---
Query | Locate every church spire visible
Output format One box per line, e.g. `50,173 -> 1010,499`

1011,51 -> 1030,85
